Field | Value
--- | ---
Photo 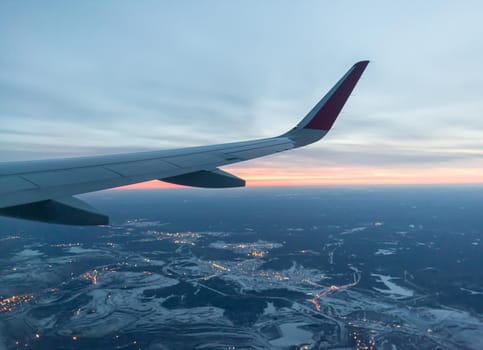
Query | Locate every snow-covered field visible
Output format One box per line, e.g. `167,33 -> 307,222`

371,274 -> 414,298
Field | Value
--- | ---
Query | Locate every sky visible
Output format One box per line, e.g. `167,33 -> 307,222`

1,1 -> 483,186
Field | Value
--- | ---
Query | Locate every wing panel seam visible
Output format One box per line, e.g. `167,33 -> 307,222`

18,175 -> 41,189
101,166 -> 126,178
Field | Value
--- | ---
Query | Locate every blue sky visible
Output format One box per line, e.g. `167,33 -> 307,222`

1,1 -> 482,184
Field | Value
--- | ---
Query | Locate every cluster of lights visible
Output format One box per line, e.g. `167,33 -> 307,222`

150,231 -> 201,245
165,232 -> 200,238
235,242 -> 278,249
249,251 -> 265,257
211,263 -> 231,272
0,293 -> 35,313
350,330 -> 375,350
310,278 -> 358,312
83,270 -> 98,285
210,241 -> 282,254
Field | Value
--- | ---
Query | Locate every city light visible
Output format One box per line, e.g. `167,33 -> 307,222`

0,293 -> 35,313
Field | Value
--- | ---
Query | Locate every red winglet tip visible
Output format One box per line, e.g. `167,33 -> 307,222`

304,61 -> 369,131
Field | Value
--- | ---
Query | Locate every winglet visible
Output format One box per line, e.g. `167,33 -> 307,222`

283,60 -> 369,147
300,60 -> 369,130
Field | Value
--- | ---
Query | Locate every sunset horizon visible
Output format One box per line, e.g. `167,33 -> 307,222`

117,166 -> 483,190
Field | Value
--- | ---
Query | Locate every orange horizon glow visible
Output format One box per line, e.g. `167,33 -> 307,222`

115,166 -> 483,190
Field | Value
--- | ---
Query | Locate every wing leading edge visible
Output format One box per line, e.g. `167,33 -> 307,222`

0,61 -> 369,225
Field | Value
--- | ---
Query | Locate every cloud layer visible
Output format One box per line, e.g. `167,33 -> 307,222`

1,1 -> 482,185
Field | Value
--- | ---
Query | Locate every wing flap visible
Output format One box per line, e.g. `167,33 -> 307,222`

161,168 -> 245,188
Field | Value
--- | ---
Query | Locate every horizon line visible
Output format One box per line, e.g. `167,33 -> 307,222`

114,179 -> 483,190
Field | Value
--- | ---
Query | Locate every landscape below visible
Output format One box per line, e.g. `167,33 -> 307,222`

0,186 -> 481,349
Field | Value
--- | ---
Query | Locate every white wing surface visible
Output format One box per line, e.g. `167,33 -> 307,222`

0,61 -> 369,225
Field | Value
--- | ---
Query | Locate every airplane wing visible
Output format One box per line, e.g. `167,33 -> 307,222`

0,61 -> 369,225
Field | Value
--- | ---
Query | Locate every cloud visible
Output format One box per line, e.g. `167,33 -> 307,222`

0,1 -> 482,184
